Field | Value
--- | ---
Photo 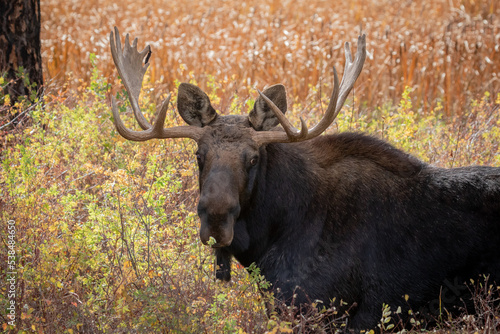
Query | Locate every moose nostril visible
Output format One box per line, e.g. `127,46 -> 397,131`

199,224 -> 211,245
197,201 -> 207,216
230,204 -> 241,218
197,201 -> 238,248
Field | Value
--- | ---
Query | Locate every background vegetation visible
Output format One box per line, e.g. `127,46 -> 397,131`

1,0 -> 499,333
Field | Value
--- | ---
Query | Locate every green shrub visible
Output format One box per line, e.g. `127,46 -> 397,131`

1,59 -> 499,333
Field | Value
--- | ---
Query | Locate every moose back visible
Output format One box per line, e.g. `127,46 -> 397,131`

109,28 -> 500,330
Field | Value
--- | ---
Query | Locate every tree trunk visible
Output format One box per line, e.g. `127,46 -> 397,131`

0,0 -> 43,119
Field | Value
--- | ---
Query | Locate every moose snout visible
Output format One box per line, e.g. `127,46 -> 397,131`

198,194 -> 240,248
197,169 -> 242,247
198,210 -> 240,247
199,216 -> 235,247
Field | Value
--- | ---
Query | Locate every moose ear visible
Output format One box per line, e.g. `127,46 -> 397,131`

177,83 -> 217,127
249,84 -> 287,131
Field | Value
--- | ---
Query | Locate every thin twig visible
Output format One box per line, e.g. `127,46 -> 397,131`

0,99 -> 41,130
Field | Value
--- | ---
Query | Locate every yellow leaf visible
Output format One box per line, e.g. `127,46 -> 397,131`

32,325 -> 36,331
404,294 -> 409,302
268,328 -> 278,334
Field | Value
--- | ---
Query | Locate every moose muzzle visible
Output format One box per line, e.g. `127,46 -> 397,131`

197,170 -> 241,247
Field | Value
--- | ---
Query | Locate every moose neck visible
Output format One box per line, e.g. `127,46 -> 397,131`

224,132 -> 427,269
227,141 -> 324,268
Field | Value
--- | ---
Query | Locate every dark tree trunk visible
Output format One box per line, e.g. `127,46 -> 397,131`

0,0 -> 43,120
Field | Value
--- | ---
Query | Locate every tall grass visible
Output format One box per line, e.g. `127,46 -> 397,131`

41,0 -> 499,115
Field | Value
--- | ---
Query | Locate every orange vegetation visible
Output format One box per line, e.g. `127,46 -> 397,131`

41,0 -> 499,115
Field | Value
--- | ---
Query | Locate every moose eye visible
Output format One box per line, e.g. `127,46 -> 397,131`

250,157 -> 258,166
196,152 -> 203,164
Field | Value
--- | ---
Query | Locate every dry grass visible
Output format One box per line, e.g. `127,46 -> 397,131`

41,0 -> 499,116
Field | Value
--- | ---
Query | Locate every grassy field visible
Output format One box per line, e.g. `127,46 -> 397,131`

42,0 -> 499,116
1,0 -> 500,332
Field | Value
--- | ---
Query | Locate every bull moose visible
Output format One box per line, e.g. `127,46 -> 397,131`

109,27 -> 500,330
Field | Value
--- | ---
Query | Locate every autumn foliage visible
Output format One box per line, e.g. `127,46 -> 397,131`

1,0 -> 500,333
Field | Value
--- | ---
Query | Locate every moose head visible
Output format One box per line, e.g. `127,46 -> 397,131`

109,27 -> 366,248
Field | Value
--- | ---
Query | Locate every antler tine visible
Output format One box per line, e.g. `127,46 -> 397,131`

257,89 -> 308,141
335,34 -> 367,115
306,67 -> 340,137
110,27 -> 151,130
111,92 -> 203,141
110,93 -> 169,141
109,28 -> 204,142
253,34 -> 366,145
254,69 -> 338,144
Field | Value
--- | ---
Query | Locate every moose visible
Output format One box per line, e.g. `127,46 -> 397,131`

109,27 -> 500,330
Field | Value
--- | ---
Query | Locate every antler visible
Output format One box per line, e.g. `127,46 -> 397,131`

253,34 -> 366,145
110,27 -> 203,141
